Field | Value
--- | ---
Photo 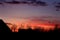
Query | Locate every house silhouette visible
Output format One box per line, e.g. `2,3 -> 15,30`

0,19 -> 12,32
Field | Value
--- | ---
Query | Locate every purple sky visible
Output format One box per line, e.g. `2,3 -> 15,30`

0,0 -> 60,25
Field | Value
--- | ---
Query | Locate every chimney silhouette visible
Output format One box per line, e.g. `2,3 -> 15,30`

0,19 -> 12,32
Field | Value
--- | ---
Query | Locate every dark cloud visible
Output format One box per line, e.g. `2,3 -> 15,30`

0,3 -> 2,4
36,1 -> 48,6
54,2 -> 60,11
26,0 -> 48,6
5,0 -> 21,4
0,0 -> 48,6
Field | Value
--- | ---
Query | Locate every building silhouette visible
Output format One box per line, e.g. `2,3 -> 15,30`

0,19 -> 12,32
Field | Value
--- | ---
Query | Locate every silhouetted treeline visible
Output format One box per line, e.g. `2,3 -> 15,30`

0,19 -> 12,32
0,19 -> 60,33
18,24 -> 60,33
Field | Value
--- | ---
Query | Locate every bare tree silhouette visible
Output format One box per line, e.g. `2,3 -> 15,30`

20,24 -> 25,29
11,24 -> 17,32
54,24 -> 59,32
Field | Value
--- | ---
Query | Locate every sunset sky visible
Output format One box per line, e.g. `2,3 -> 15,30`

0,0 -> 60,30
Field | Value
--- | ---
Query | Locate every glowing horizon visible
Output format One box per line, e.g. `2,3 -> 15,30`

0,0 -> 60,32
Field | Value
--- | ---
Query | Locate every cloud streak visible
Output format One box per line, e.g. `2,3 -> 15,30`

0,0 -> 48,6
54,2 -> 60,11
12,16 -> 60,24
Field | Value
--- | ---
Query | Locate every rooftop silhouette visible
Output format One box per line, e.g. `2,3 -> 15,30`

0,19 -> 12,32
